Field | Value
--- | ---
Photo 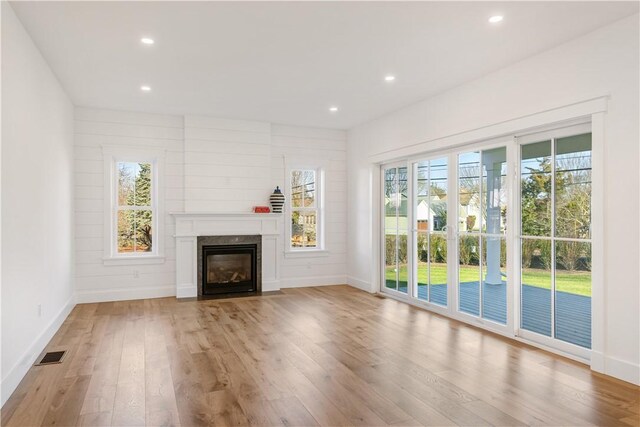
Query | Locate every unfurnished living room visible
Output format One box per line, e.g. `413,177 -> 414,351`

1,1 -> 639,426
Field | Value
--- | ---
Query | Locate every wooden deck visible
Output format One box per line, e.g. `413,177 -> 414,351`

2,285 -> 637,426
393,282 -> 592,348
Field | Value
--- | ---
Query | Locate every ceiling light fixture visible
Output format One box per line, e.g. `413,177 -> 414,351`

140,85 -> 151,92
384,75 -> 396,82
141,37 -> 155,45
488,15 -> 504,24
329,106 -> 339,112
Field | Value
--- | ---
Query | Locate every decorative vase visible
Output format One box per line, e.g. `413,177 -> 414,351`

269,186 -> 285,213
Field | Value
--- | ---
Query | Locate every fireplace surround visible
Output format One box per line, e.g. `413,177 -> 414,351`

172,212 -> 282,298
197,235 -> 261,296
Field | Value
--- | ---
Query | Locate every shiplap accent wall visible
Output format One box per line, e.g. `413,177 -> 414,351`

184,115 -> 272,212
271,125 -> 348,287
74,108 -> 184,302
74,108 -> 347,302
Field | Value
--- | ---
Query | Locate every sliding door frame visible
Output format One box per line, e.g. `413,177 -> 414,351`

514,122 -> 593,361
380,161 -> 413,299
450,137 -> 516,337
380,136 -> 517,338
377,111 -> 603,366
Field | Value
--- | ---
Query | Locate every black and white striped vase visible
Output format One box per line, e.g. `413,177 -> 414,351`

269,186 -> 285,213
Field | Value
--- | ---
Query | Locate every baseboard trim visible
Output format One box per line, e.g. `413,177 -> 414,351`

1,294 -> 76,407
601,355 -> 640,385
347,276 -> 373,293
176,284 -> 197,299
590,351 -> 605,374
279,275 -> 347,288
75,285 -> 175,303
261,279 -> 280,292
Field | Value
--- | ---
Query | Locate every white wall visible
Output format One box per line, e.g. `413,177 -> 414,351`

271,125 -> 348,287
184,116 -> 272,212
74,110 -> 348,302
1,3 -> 75,405
74,108 -> 184,303
347,14 -> 639,385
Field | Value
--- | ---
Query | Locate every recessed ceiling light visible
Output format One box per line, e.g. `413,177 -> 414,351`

489,15 -> 504,24
329,106 -> 339,112
140,85 -> 151,92
384,75 -> 396,82
141,37 -> 155,45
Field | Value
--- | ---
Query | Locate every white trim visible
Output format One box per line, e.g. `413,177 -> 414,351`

518,328 -> 591,361
516,122 -> 591,144
177,284 -> 197,299
101,145 -> 166,265
347,276 -> 374,293
170,212 -> 283,218
75,285 -> 175,304
102,256 -> 165,266
283,249 -> 330,259
368,96 -> 607,163
285,159 -> 326,251
513,335 -> 590,365
1,295 -> 76,406
371,164 -> 382,294
597,355 -> 640,386
279,275 -> 346,288
590,112 -> 606,375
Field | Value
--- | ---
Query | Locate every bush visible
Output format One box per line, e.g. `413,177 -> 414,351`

385,234 -> 408,265
430,234 -> 447,263
459,235 -> 479,266
522,239 -> 552,269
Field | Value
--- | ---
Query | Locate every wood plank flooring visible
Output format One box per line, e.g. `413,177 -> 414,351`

2,285 -> 638,426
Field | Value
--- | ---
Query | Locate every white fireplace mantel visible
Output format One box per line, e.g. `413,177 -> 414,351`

171,212 -> 284,298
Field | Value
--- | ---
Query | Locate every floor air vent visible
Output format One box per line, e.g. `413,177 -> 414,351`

35,351 -> 66,366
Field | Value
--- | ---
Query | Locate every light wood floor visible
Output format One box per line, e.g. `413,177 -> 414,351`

2,285 -> 639,426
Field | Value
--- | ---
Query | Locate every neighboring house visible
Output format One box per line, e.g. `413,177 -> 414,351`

385,195 -> 447,235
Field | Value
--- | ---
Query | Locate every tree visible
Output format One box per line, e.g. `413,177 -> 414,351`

119,162 -> 153,252
131,163 -> 153,251
520,154 -> 591,271
521,159 -> 553,237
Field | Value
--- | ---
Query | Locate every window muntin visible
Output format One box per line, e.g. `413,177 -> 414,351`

290,169 -> 322,249
115,161 -> 155,254
520,132 -> 592,348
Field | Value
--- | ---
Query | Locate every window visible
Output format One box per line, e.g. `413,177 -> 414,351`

520,130 -> 592,349
288,167 -> 324,251
116,161 -> 154,254
103,146 -> 165,264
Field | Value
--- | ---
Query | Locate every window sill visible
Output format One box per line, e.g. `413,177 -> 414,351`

283,250 -> 330,259
103,256 -> 165,266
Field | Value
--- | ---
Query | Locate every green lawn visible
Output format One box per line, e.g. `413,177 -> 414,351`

385,263 -> 591,296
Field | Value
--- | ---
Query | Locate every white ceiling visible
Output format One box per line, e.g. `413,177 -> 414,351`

10,1 -> 639,130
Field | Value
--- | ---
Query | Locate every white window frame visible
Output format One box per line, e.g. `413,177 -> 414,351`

515,122 -> 593,360
102,146 -> 166,265
284,158 -> 327,258
372,95 -> 607,368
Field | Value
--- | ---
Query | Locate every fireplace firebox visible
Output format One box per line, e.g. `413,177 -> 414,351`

202,244 -> 257,295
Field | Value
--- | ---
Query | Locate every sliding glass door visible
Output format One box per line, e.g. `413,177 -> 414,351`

414,158 -> 448,306
380,122 -> 593,358
456,147 -> 508,326
383,164 -> 408,294
519,125 -> 592,352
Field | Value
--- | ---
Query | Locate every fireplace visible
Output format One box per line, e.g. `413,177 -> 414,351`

197,235 -> 262,296
202,244 -> 256,294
